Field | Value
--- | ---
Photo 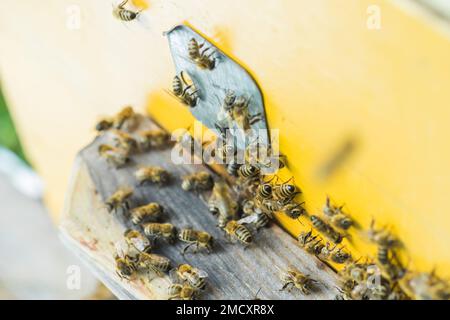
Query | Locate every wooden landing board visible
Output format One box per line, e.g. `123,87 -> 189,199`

60,116 -> 340,300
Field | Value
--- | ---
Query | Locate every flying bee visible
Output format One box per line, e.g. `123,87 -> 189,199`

170,264 -> 208,290
115,255 -> 137,280
111,129 -> 138,154
272,177 -> 301,205
279,202 -> 306,220
112,0 -> 141,22
137,252 -> 171,277
181,171 -> 214,192
170,72 -> 199,107
187,38 -> 216,70
178,228 -> 213,254
129,202 -> 163,224
137,129 -> 171,151
323,196 -> 353,230
223,220 -> 252,246
280,265 -> 317,295
113,105 -> 137,130
143,222 -> 177,244
135,166 -> 170,186
310,215 -> 344,244
238,164 -> 260,182
208,181 -> 239,228
168,283 -> 197,300
98,144 -> 130,168
105,187 -> 133,213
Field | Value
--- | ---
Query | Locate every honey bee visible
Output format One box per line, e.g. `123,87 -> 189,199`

95,118 -> 113,132
143,222 -> 177,244
170,264 -> 208,290
181,171 -> 214,192
105,187 -> 133,213
279,202 -> 306,220
123,229 -> 152,254
113,0 -> 141,22
168,283 -> 197,300
367,219 -> 399,247
208,181 -> 239,228
272,177 -> 301,205
223,220 -> 252,246
242,199 -> 256,217
137,252 -> 171,277
98,144 -> 130,168
113,106 -> 137,130
129,202 -> 163,224
279,265 -> 317,295
135,166 -> 170,185
255,183 -> 273,202
310,215 -> 344,244
323,196 -> 353,230
115,255 -> 137,280
238,164 -> 260,181
298,230 -> 324,255
137,129 -> 171,151
238,210 -> 272,231
111,130 -> 138,154
330,247 -> 352,264
228,96 -> 261,131
171,72 -> 199,107
222,90 -> 236,113
187,38 -> 216,70
178,228 -> 213,254
258,199 -> 278,217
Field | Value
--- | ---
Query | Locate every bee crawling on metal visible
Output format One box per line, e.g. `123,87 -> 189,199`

170,71 -> 199,108
187,37 -> 216,70
113,0 -> 142,22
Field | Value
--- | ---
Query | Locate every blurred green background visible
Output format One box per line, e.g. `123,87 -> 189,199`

0,89 -> 26,161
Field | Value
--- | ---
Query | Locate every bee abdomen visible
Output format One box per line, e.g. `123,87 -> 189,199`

311,215 -> 326,231
235,225 -> 252,244
227,160 -> 241,176
118,9 -> 137,21
377,245 -> 390,265
254,212 -> 271,230
172,76 -> 183,96
238,164 -> 260,179
188,38 -> 200,59
179,229 -> 195,242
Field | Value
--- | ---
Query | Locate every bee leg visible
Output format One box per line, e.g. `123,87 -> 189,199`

181,243 -> 195,255
279,282 -> 291,292
118,0 -> 129,9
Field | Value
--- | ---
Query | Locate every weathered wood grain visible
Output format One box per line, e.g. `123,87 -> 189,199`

60,116 -> 340,300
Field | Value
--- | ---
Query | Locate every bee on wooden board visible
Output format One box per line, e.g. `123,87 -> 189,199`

137,252 -> 171,277
129,202 -> 163,224
187,38 -> 216,70
181,171 -> 214,192
98,144 -> 130,168
170,264 -> 208,290
137,129 -> 171,151
112,0 -> 141,22
135,166 -> 170,186
178,228 -> 213,254
238,210 -> 272,231
208,181 -> 239,228
143,222 -> 177,244
322,196 -> 353,230
222,220 -> 253,246
279,265 -> 317,295
115,255 -> 137,280
170,71 -> 199,108
168,283 -> 198,300
105,187 -> 133,213
310,215 -> 344,244
123,229 -> 152,254
111,129 -> 138,154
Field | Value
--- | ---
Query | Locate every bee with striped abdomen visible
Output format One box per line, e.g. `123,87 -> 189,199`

135,166 -> 170,186
170,264 -> 208,290
238,209 -> 272,231
178,228 -> 213,254
187,38 -> 216,70
330,247 -> 352,264
280,265 -> 317,295
223,220 -> 252,246
113,106 -> 137,130
129,202 -> 163,224
98,144 -> 130,168
238,164 -> 260,182
105,187 -> 133,213
168,283 -> 197,300
137,252 -> 171,277
208,181 -> 239,228
272,177 -> 301,205
143,222 -> 177,244
323,196 -> 353,230
115,254 -> 137,280
181,171 -> 214,192
171,72 -> 199,107
255,183 -> 273,202
279,202 -> 306,220
113,0 -> 141,22
310,215 -> 344,244
111,130 -> 138,154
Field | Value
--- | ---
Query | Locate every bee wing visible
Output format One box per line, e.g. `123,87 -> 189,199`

114,239 -> 129,258
169,268 -> 183,283
238,214 -> 259,225
130,237 -> 150,252
194,269 -> 209,278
